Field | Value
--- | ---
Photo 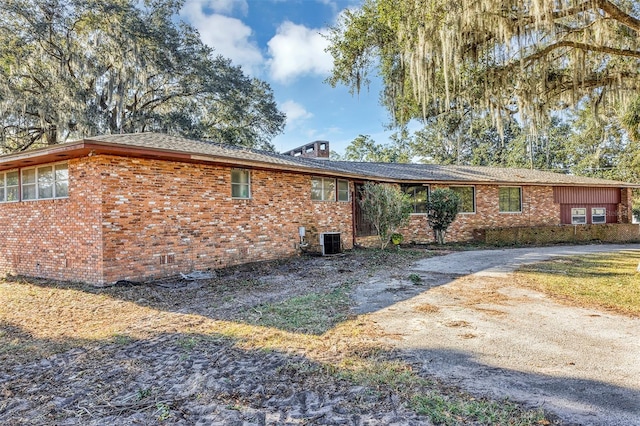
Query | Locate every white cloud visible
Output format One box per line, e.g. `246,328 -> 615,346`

181,1 -> 263,74
185,0 -> 248,15
267,21 -> 333,83
280,100 -> 313,128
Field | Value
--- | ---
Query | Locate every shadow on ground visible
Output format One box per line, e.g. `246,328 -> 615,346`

396,347 -> 640,426
1,323 -> 433,425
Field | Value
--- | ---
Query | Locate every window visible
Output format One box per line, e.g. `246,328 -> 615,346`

231,168 -> 250,198
21,162 -> 68,201
55,163 -> 69,197
592,207 -> 606,224
499,187 -> 522,213
0,170 -> 19,203
311,177 -> 336,201
401,184 -> 428,213
450,186 -> 475,213
571,208 -> 587,224
337,180 -> 349,202
311,177 -> 349,202
22,168 -> 36,200
38,165 -> 54,199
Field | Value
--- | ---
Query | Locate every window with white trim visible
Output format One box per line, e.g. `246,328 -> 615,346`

337,179 -> 350,202
592,207 -> 606,224
231,168 -> 250,199
0,170 -> 19,203
450,186 -> 475,213
21,162 -> 68,201
311,177 -> 336,201
499,187 -> 522,213
571,208 -> 587,224
401,184 -> 428,213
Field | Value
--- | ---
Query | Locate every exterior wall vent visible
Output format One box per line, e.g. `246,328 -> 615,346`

320,232 -> 341,255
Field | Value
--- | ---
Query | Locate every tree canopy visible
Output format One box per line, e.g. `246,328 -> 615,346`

327,0 -> 640,131
331,133 -> 411,162
0,0 -> 285,153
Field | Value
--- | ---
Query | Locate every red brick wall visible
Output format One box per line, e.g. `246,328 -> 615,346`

3,154 -> 631,283
0,158 -> 104,283
98,156 -> 353,283
619,188 -> 633,223
397,185 -> 560,243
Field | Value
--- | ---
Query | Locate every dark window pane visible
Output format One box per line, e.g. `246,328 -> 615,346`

231,169 -> 250,198
401,184 -> 428,213
55,181 -> 69,198
337,180 -> 349,201
499,187 -> 521,212
450,186 -> 475,213
6,171 -> 18,186
7,187 -> 19,202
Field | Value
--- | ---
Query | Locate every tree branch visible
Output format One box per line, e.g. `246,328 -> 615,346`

544,72 -> 640,99
496,40 -> 640,74
595,0 -> 640,33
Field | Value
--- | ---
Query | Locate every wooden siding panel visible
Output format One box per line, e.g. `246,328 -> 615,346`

553,187 -> 620,204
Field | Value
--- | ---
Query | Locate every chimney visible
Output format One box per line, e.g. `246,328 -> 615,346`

285,140 -> 330,160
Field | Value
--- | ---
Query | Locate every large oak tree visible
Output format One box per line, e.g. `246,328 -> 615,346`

0,0 -> 285,153
327,0 -> 640,132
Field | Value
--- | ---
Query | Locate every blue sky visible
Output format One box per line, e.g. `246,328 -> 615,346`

180,0 -> 393,155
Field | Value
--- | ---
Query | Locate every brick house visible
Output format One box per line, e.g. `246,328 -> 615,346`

0,133 -> 636,285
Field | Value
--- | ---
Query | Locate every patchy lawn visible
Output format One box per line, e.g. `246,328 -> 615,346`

515,250 -> 640,317
1,249 -> 552,425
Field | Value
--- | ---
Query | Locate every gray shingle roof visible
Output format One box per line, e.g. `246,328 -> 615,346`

80,133 -> 640,187
85,133 -> 306,168
298,160 -> 634,187
1,132 -> 634,187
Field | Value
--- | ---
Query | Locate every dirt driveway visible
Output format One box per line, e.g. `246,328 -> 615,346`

355,244 -> 640,426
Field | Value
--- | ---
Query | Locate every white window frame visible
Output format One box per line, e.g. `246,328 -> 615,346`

499,186 -> 522,213
450,185 -> 476,214
571,207 -> 587,224
311,177 -> 336,201
231,168 -> 251,199
0,169 -> 20,203
401,184 -> 429,214
337,179 -> 350,202
591,207 -> 606,224
20,162 -> 69,201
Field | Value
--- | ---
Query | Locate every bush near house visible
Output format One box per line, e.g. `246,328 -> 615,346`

478,224 -> 640,245
358,182 -> 412,250
426,188 -> 461,245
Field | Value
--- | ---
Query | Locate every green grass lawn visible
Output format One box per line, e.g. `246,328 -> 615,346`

516,250 -> 640,317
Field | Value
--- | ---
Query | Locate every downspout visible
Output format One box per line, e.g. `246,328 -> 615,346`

528,187 -> 532,226
351,184 -> 357,248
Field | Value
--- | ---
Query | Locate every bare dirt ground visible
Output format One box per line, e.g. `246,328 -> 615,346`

1,245 -> 638,425
1,250 -> 443,425
357,244 -> 640,426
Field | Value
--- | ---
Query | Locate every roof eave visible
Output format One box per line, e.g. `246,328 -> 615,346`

1,138 -> 637,188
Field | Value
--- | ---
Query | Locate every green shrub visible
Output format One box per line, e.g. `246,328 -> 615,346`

426,189 -> 461,244
359,182 -> 412,249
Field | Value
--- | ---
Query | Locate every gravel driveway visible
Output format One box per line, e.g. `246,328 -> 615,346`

355,244 -> 640,426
